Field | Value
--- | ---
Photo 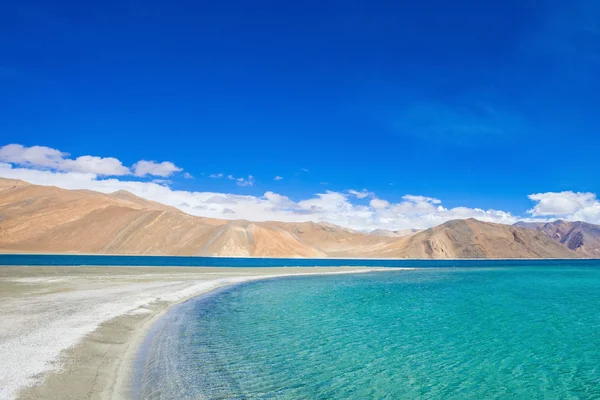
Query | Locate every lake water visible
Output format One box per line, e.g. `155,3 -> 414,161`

1,254 -> 600,268
134,265 -> 600,399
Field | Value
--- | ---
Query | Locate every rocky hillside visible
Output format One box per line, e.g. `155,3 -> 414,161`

515,220 -> 600,258
0,179 -> 390,257
0,179 -> 582,258
379,219 -> 577,259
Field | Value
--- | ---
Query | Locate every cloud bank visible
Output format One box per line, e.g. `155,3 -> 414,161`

527,191 -> 600,223
0,144 -> 183,178
1,144 -> 599,231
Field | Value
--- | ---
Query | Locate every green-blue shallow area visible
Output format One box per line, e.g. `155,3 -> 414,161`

135,266 -> 600,399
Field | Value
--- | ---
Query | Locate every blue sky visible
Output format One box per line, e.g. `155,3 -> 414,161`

1,0 -> 599,229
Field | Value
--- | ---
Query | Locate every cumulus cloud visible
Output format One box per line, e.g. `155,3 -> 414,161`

298,191 -> 351,213
0,144 -> 188,178
274,176 -> 283,181
4,144 -> 600,230
0,144 -> 65,168
183,172 -> 194,179
133,160 -> 182,177
528,191 -> 597,216
391,195 -> 442,214
0,144 -> 130,176
62,156 -> 131,176
263,191 -> 295,208
402,195 -> 442,205
348,189 -> 374,199
527,191 -> 600,224
221,174 -> 256,186
370,198 -> 390,209
209,173 -> 223,178
236,175 -> 255,187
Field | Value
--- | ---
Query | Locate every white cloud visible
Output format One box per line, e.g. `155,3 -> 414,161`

183,172 -> 193,179
370,198 -> 390,209
62,156 -> 130,176
133,160 -> 182,177
0,144 -> 130,176
263,191 -> 295,207
391,195 -> 441,214
209,173 -> 223,178
4,144 -> 600,230
0,144 -> 65,168
348,189 -> 374,199
528,191 -> 597,216
222,174 -> 256,186
527,191 -> 600,224
274,176 -> 283,181
298,191 -> 351,212
0,144 -> 188,178
0,162 -> 524,230
236,175 -> 255,187
402,195 -> 442,205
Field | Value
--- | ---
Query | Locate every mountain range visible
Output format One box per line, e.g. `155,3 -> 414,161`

514,220 -> 600,258
0,178 -> 597,259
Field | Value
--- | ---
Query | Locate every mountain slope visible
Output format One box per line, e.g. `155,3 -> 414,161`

370,219 -> 577,259
513,221 -> 545,230
106,190 -> 181,213
0,179 -> 583,258
196,221 -> 327,257
516,220 -> 600,258
265,221 -> 395,256
0,180 -> 337,256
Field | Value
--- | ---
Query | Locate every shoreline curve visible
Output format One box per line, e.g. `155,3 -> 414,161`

0,266 -> 402,400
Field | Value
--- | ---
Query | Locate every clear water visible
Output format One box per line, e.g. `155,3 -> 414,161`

136,266 -> 600,399
2,254 -> 600,268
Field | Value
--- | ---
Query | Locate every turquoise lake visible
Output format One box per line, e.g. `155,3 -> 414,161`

135,265 -> 600,399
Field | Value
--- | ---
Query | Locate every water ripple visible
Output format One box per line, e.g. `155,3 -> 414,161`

137,268 -> 600,399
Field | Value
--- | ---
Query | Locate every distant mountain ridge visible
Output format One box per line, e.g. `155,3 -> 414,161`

369,229 -> 423,237
514,220 -> 600,258
374,219 -> 576,259
0,178 -> 589,259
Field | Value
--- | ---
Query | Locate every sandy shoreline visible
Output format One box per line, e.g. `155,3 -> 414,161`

0,266 -> 399,400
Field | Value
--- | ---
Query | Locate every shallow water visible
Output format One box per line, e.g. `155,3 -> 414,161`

136,267 -> 600,399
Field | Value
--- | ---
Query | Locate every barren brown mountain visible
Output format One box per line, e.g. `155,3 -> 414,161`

515,220 -> 600,258
0,179 -> 581,258
371,219 -> 577,259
